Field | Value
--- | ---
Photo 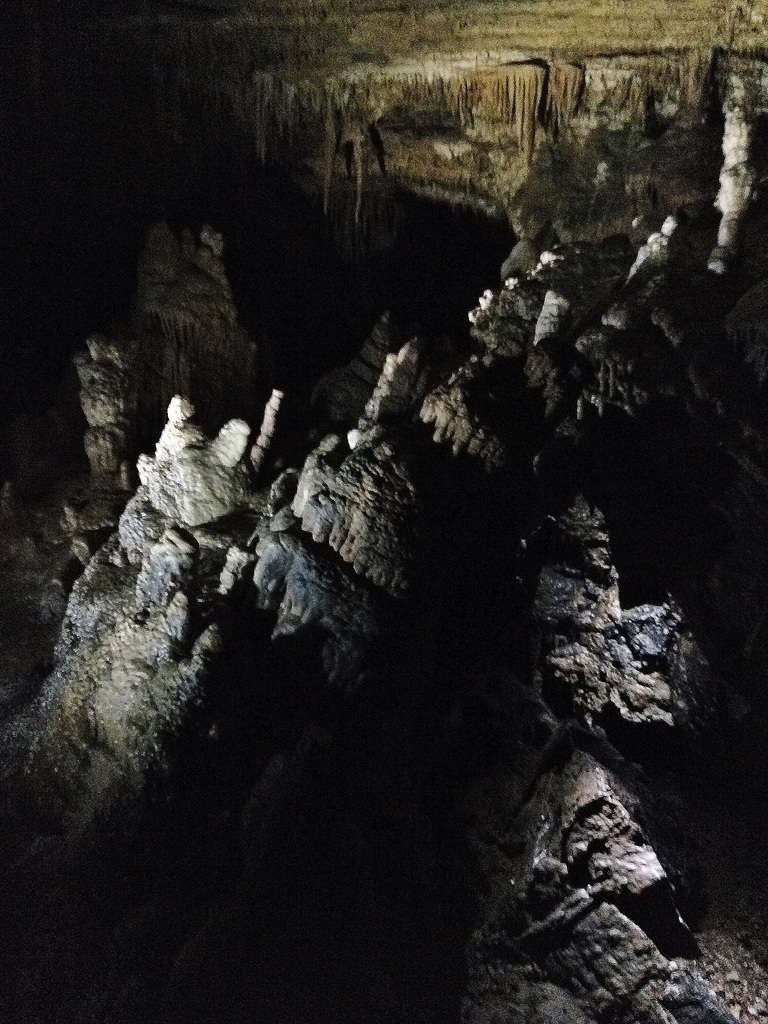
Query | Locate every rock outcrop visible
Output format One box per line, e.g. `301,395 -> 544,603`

420,356 -> 507,469
13,400 -> 266,834
73,223 -> 259,478
533,497 -> 715,732
291,427 -> 421,594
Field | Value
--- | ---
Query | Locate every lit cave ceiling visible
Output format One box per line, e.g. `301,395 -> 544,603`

3,3 -> 768,1023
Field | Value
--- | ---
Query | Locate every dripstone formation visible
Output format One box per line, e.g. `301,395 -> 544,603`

4,7 -> 768,1024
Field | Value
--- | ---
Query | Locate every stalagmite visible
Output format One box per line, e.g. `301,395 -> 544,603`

364,340 -> 427,424
708,75 -> 755,274
534,289 -> 572,345
251,389 -> 284,476
311,311 -> 399,422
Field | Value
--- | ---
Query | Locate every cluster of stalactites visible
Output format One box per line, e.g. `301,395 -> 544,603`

423,61 -> 585,157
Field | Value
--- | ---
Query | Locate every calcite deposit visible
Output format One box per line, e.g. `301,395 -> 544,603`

137,396 -> 257,527
5,5 -> 768,1023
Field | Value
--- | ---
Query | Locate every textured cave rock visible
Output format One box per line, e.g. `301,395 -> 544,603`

73,222 -> 259,479
291,425 -> 422,594
364,337 -> 429,426
8,9 -> 768,1023
137,396 -> 258,528
73,332 -> 137,486
131,221 -> 258,433
21,530 -> 222,834
253,527 -> 381,691
533,497 -> 716,732
469,220 -> 731,422
8,401 -> 269,835
460,681 -> 732,1024
419,355 -> 507,470
311,310 -> 402,424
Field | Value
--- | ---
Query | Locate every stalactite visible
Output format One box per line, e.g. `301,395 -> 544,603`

546,64 -> 585,134
511,63 -> 547,155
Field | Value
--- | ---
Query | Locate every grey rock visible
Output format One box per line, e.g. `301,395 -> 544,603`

292,427 -> 419,594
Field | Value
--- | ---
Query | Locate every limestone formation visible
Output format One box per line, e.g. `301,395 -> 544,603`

311,311 -> 400,423
364,339 -> 428,425
73,333 -> 137,485
253,528 -> 379,690
708,76 -> 755,275
9,17 -> 768,1024
291,427 -> 419,594
137,396 -> 257,528
471,224 -> 726,421
533,497 -> 715,730
463,691 -> 724,1024
73,222 -> 258,482
419,356 -> 506,469
23,531 -> 223,834
132,221 -> 258,434
250,387 -> 284,476
134,221 -> 237,344
534,289 -> 572,346
470,276 -> 547,357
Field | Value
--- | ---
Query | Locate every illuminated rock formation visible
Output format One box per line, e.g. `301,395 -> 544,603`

534,497 -> 714,731
708,75 -> 756,275
419,356 -> 507,469
132,222 -> 258,434
137,396 -> 257,528
73,332 -> 136,485
291,426 -> 420,594
23,529 -> 223,834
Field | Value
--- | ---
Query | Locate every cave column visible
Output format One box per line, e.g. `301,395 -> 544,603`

708,73 -> 755,274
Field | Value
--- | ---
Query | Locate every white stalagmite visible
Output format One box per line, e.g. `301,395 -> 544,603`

251,388 -> 284,476
708,75 -> 755,274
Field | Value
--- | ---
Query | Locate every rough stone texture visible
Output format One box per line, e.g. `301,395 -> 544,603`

250,387 -> 284,476
253,527 -> 380,690
23,533 -> 222,834
137,396 -> 257,528
73,223 -> 259,477
708,76 -> 756,275
462,706 -> 725,1024
73,333 -> 137,484
470,278 -> 547,358
364,338 -> 428,425
118,486 -> 171,568
470,222 -> 729,422
420,356 -> 507,469
311,311 -> 400,423
9,15 -> 768,1022
291,426 -> 420,593
534,497 -> 715,730
132,221 -> 257,432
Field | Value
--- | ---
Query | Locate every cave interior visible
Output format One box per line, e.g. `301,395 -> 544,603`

3,2 -> 768,1022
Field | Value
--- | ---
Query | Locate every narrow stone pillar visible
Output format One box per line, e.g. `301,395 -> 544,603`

708,75 -> 755,274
